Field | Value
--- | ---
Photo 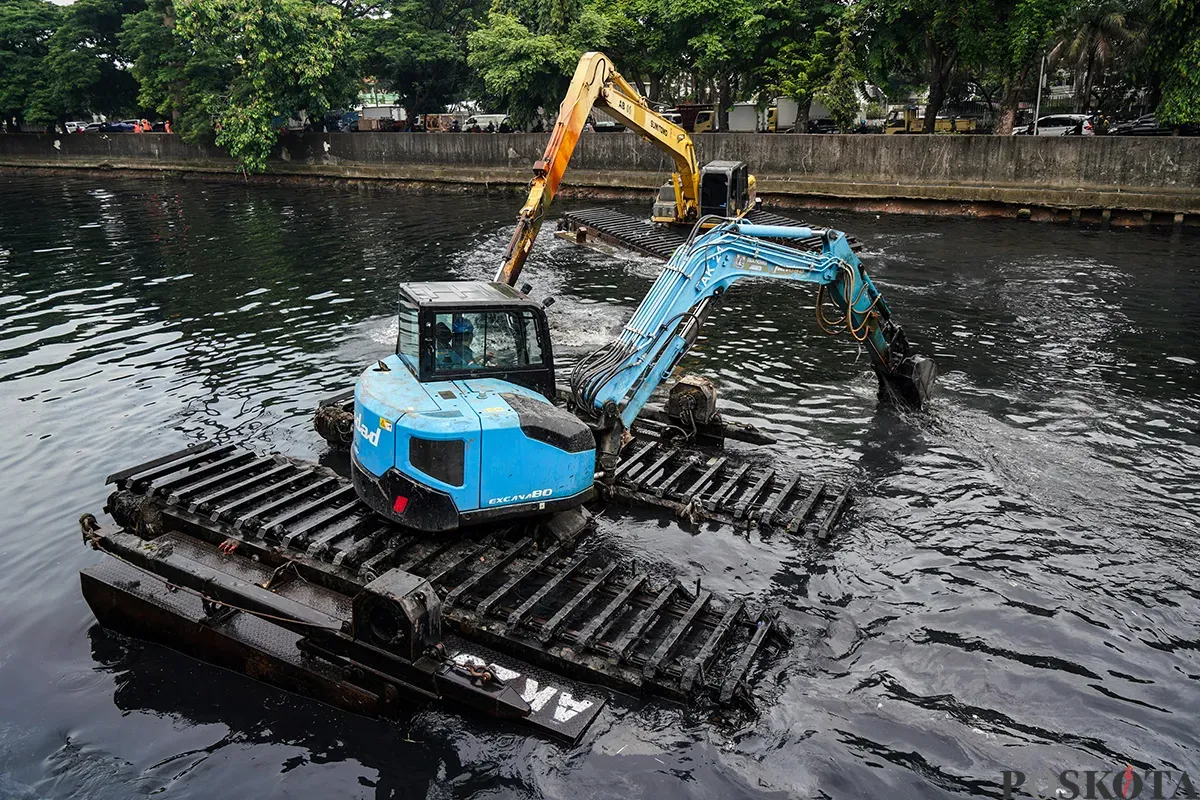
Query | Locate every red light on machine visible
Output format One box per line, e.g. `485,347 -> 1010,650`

393,496 -> 409,513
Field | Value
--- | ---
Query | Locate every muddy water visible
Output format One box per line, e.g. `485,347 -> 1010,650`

0,174 -> 1197,799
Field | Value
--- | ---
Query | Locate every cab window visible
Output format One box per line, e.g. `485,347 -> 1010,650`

521,312 -> 544,365
432,310 -> 542,373
701,172 -> 729,215
397,300 -> 419,371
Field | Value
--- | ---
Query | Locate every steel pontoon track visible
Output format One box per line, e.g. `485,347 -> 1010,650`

607,420 -> 851,539
557,207 -> 862,261
104,442 -> 794,707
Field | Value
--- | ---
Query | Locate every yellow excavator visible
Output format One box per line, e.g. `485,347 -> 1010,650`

496,51 -> 758,286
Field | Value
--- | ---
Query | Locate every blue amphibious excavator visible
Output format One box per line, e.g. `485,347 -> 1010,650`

350,218 -> 937,533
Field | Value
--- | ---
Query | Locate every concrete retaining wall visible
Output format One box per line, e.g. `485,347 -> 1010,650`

2,131 -> 1197,219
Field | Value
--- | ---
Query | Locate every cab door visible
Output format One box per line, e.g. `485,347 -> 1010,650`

730,164 -> 748,215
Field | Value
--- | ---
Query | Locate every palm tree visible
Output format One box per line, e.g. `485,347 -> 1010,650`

1048,0 -> 1145,112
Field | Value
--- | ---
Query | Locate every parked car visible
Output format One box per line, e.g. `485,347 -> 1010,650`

65,121 -> 90,133
807,118 -> 839,134
593,119 -> 626,132
1012,114 -> 1095,136
81,122 -> 103,132
1110,114 -> 1200,136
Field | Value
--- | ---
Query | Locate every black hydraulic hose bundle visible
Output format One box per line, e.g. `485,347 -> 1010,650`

570,307 -> 705,422
570,339 -> 635,420
569,215 -> 731,421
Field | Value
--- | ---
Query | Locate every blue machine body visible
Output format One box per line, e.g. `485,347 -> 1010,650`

351,282 -> 596,533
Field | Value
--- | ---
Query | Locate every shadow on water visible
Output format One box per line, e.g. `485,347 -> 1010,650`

1,174 -> 1199,798
80,624 -> 441,800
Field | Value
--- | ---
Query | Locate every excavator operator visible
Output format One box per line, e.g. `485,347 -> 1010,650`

435,317 -> 494,369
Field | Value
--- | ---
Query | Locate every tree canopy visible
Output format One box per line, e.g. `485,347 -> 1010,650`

172,0 -> 359,172
25,0 -> 143,129
1147,0 -> 1199,124
467,0 -> 609,127
0,0 -> 62,131
359,0 -> 487,118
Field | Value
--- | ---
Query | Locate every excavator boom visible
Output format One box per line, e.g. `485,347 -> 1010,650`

496,52 -> 701,287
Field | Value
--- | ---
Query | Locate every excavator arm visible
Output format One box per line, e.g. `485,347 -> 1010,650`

496,52 -> 701,286
569,218 -> 937,469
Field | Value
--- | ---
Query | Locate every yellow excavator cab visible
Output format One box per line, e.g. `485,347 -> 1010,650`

651,162 -> 756,224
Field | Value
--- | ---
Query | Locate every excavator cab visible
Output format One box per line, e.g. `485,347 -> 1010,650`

652,161 -> 759,225
351,282 -> 596,532
699,161 -> 756,218
393,282 -> 557,398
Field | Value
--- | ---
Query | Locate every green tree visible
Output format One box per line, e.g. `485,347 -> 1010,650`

763,0 -> 860,131
120,0 -> 205,132
466,0 -> 608,127
0,0 -> 62,131
766,31 -> 834,130
1048,0 -> 1144,112
25,0 -> 144,132
595,0 -> 681,100
665,0 -> 774,128
976,0 -> 1071,134
173,0 -> 360,173
866,0 -> 994,132
1144,0 -> 1198,124
814,16 -> 862,130
360,0 -> 487,119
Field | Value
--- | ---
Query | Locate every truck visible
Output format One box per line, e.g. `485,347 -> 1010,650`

728,102 -> 759,132
885,106 -> 977,134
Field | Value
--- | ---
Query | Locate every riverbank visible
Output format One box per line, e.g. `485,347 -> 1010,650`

3,132 -> 1197,226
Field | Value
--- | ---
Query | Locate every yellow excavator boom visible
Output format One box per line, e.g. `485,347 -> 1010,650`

495,52 -> 701,286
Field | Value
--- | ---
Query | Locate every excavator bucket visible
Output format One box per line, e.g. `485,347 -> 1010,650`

879,354 -> 938,409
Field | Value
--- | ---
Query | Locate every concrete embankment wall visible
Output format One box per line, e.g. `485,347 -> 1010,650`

2,132 -> 1197,223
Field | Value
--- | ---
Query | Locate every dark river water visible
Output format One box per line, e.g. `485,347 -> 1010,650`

1,174 -> 1197,799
